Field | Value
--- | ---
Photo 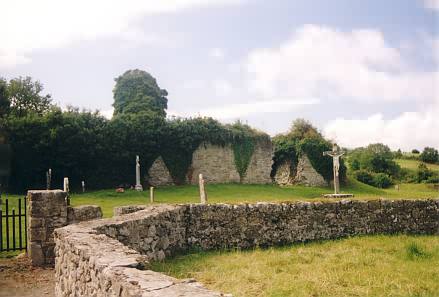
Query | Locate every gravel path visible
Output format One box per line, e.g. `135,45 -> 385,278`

0,255 -> 54,297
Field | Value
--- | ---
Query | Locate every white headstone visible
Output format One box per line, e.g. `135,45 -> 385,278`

135,155 -> 143,191
63,177 -> 69,193
150,186 -> 154,203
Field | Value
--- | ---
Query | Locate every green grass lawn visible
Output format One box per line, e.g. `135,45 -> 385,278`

152,235 -> 439,297
64,180 -> 439,218
396,159 -> 439,171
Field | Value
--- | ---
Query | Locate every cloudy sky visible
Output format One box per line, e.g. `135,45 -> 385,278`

1,0 -> 438,150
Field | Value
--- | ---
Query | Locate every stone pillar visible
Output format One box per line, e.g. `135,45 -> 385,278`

27,190 -> 68,266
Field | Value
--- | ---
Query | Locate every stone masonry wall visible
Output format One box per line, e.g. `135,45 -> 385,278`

293,155 -> 327,187
55,199 -> 439,297
274,155 -> 327,187
147,156 -> 174,187
27,190 -> 102,266
28,190 -> 68,266
147,141 -> 273,186
189,143 -> 241,184
242,140 -> 273,184
55,207 -> 225,297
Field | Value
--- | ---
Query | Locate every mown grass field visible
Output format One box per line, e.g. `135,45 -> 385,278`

152,235 -> 439,297
68,180 -> 438,217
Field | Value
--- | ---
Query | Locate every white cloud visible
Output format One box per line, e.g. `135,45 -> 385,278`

245,25 -> 436,103
0,0 -> 242,68
323,105 -> 439,151
423,0 -> 439,10
178,98 -> 319,119
209,48 -> 225,59
212,79 -> 233,96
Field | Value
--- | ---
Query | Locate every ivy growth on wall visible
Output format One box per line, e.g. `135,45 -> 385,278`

159,119 -> 269,185
232,137 -> 255,181
272,119 -> 347,183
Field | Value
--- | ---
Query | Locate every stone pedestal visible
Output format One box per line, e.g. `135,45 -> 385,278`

27,190 -> 68,266
323,193 -> 354,199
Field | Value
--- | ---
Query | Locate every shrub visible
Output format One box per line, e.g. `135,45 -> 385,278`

372,173 -> 392,188
412,149 -> 420,154
416,163 -> 433,183
353,170 -> 374,186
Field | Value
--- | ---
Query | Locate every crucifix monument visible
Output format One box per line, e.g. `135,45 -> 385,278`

323,144 -> 353,198
135,155 -> 143,191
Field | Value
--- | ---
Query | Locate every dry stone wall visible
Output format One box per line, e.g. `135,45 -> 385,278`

55,199 -> 439,297
148,141 -> 273,186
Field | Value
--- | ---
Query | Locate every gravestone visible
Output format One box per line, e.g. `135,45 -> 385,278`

135,155 -> 143,191
46,168 -> 52,190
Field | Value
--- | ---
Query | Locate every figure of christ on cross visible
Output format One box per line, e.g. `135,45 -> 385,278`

323,144 -> 344,194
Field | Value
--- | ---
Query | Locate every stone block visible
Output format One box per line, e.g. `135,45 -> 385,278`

28,242 -> 45,266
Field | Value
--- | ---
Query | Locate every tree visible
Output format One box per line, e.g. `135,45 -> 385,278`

287,118 -> 321,139
7,76 -> 53,117
113,69 -> 168,117
412,149 -> 420,154
0,78 -> 10,118
348,143 -> 400,177
420,147 -> 439,164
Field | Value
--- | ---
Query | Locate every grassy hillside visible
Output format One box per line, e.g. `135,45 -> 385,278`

396,159 -> 439,171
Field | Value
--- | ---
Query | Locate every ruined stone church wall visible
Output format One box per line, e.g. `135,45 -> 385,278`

273,155 -> 327,187
148,141 -> 273,186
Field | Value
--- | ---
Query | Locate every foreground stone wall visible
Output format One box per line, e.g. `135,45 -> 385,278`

27,190 -> 102,266
55,207 -> 224,297
148,141 -> 273,186
55,199 -> 439,297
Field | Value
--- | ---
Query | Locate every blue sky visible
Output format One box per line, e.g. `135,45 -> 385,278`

1,0 -> 438,150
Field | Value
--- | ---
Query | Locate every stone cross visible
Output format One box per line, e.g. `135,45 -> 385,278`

135,155 -> 143,191
46,168 -> 52,190
323,144 -> 344,194
199,174 -> 207,204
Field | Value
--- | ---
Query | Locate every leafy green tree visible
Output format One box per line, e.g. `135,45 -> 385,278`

419,147 -> 439,164
7,76 -> 53,117
348,143 -> 400,177
0,78 -> 10,118
287,118 -> 321,139
113,69 -> 168,117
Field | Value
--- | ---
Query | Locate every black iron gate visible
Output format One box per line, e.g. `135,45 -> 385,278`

0,194 -> 27,252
